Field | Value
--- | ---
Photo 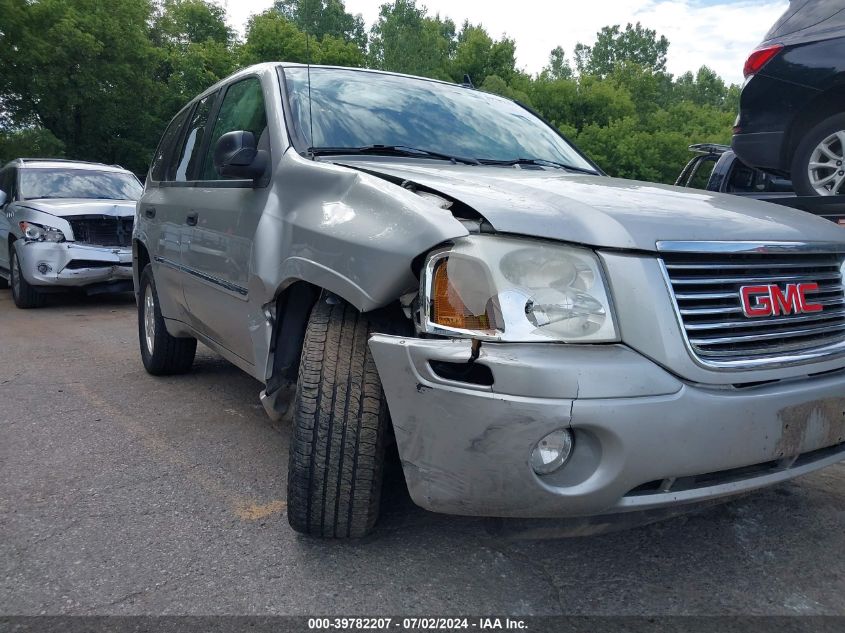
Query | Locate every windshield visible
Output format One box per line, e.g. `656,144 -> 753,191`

283,67 -> 596,171
19,168 -> 142,201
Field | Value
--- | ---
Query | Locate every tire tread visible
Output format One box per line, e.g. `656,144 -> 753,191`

138,265 -> 196,375
287,297 -> 388,538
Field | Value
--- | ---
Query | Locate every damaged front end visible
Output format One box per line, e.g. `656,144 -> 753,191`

368,233 -> 845,519
14,208 -> 135,293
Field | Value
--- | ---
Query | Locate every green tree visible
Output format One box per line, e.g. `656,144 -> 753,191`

0,0 -> 161,171
154,0 -> 232,46
540,46 -> 573,81
241,11 -> 310,65
241,11 -> 362,67
316,34 -> 365,67
0,127 -> 66,164
675,65 -> 732,109
152,0 -> 238,112
275,0 -> 367,47
575,22 -> 669,76
451,22 -> 517,86
529,76 -> 578,128
368,0 -> 455,80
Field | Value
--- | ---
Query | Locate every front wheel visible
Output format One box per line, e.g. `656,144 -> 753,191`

10,242 -> 45,308
138,264 -> 197,375
287,296 -> 391,538
791,113 -> 845,196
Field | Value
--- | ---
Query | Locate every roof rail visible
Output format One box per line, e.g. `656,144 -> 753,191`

18,157 -> 90,164
15,157 -> 127,169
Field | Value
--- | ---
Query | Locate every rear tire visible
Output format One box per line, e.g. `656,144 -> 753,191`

791,113 -> 845,196
138,264 -> 197,375
287,296 -> 391,538
10,242 -> 45,309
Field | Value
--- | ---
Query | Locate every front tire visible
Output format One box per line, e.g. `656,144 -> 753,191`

791,113 -> 845,196
10,242 -> 45,309
287,296 -> 390,538
138,264 -> 197,375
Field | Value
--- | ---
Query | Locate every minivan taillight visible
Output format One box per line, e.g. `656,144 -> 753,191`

743,44 -> 784,79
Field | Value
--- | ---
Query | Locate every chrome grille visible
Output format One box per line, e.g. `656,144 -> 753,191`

661,250 -> 845,366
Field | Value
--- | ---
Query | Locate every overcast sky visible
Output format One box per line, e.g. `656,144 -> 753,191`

222,0 -> 788,85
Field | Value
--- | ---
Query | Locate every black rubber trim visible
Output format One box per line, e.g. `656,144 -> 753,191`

153,255 -> 248,296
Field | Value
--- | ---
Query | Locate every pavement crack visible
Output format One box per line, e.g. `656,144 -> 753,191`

482,540 -> 565,614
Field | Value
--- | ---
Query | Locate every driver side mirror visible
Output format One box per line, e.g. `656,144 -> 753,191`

0,189 -> 7,208
213,130 -> 268,183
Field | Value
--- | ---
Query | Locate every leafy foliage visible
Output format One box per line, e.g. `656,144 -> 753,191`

274,0 -> 367,48
575,22 -> 670,76
0,0 -> 740,185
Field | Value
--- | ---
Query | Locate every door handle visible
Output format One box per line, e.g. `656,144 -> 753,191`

186,211 -> 199,226
144,207 -> 156,218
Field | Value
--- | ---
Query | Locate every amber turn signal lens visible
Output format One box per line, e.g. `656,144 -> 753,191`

430,259 -> 491,331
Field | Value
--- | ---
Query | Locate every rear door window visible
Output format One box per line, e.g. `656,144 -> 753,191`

173,93 -> 217,182
150,108 -> 190,183
200,77 -> 268,181
765,0 -> 844,39
0,169 -> 9,200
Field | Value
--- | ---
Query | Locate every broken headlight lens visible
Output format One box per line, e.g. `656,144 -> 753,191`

421,236 -> 618,343
19,221 -> 65,243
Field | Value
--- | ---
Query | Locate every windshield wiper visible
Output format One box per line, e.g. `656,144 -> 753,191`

310,145 -> 480,166
478,157 -> 598,174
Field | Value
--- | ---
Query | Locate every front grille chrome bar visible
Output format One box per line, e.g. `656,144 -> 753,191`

658,242 -> 845,370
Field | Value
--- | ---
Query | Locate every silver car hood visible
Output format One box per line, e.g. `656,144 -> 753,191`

18,198 -> 136,218
345,161 -> 845,251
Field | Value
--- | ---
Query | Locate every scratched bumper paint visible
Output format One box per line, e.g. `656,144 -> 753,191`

16,241 -> 133,287
369,334 -> 845,518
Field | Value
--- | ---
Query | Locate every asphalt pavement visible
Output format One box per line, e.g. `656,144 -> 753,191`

1,289 -> 844,616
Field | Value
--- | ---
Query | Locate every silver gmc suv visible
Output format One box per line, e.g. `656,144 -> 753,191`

134,63 -> 845,538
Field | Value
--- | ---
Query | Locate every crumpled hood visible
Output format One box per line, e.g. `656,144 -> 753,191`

19,198 -> 136,218
344,161 -> 845,251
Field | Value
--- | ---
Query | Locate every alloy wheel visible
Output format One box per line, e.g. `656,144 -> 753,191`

11,252 -> 21,297
143,283 -> 156,355
808,130 -> 845,196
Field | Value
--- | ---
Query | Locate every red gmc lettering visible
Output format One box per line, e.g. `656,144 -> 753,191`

740,282 -> 823,317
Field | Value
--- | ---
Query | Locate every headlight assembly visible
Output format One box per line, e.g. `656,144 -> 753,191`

421,236 -> 618,343
19,221 -> 65,243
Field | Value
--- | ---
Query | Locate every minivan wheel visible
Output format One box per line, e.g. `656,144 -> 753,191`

287,296 -> 391,538
10,242 -> 45,308
138,264 -> 197,375
791,113 -> 845,196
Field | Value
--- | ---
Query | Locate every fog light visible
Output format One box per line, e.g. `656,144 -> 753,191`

530,429 -> 573,475
37,263 -> 52,274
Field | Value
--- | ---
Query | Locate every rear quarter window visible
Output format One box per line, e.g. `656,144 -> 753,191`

766,0 -> 845,39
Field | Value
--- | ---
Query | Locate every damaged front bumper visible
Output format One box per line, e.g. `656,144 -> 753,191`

369,335 -> 845,518
15,241 -> 133,291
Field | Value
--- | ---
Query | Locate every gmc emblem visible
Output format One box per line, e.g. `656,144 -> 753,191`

740,283 -> 823,318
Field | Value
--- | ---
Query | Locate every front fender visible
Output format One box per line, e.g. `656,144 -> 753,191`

255,150 -> 470,312
248,150 -> 470,384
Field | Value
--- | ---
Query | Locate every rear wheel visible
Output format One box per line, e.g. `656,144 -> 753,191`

791,113 -> 845,196
138,264 -> 197,375
10,242 -> 45,309
287,296 -> 391,538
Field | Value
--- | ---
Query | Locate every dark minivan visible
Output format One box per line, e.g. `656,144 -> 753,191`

732,0 -> 845,196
